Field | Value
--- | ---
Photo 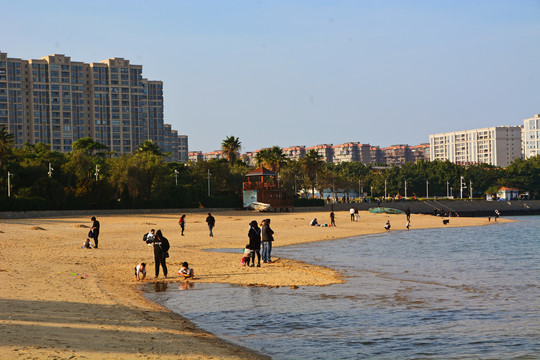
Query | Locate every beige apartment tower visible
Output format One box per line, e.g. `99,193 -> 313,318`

0,51 -> 188,162
523,114 -> 540,159
429,126 -> 522,167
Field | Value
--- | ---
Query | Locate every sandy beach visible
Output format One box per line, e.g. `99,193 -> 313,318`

0,209 -> 503,359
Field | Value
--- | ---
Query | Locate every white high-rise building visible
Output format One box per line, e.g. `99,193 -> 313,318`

429,126 -> 523,167
523,114 -> 540,159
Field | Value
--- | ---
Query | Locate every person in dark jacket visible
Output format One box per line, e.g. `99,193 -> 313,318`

261,219 -> 274,263
248,220 -> 261,267
206,213 -> 216,237
91,216 -> 100,248
151,230 -> 170,278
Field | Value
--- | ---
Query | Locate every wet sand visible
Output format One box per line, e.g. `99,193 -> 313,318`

0,210 -> 501,359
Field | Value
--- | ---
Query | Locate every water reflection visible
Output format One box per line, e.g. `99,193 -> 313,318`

145,216 -> 540,359
179,281 -> 194,290
153,281 -> 168,293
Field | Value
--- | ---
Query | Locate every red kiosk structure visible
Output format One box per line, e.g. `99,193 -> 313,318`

242,166 -> 293,211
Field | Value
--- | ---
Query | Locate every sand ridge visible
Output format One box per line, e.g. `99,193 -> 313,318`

0,209 -> 502,359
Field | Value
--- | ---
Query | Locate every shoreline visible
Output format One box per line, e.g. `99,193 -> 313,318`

0,210 -> 506,359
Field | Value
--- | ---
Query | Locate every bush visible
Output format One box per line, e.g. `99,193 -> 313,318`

294,198 -> 325,207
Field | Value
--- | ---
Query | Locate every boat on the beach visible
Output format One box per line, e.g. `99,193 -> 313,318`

368,207 -> 405,215
248,202 -> 271,212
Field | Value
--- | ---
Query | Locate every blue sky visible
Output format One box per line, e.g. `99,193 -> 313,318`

2,0 -> 539,153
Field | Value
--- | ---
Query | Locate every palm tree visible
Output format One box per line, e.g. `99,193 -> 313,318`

302,149 -> 323,198
0,127 -> 14,169
221,136 -> 242,165
255,146 -> 287,173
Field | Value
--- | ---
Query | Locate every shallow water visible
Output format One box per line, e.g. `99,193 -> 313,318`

145,216 -> 540,359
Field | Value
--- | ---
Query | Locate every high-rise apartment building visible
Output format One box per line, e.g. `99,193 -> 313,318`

523,114 -> 540,159
282,145 -> 306,160
429,126 -> 522,167
0,51 -> 188,162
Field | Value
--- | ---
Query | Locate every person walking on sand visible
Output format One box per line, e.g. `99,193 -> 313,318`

261,218 -> 275,263
405,207 -> 411,222
330,211 -> 336,227
385,220 -> 391,230
179,214 -> 186,236
206,212 -> 215,237
91,216 -> 100,249
150,230 -> 170,278
350,207 -> 355,221
248,220 -> 262,267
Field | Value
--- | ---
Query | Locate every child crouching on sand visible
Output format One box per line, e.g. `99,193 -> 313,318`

178,262 -> 194,279
134,263 -> 146,280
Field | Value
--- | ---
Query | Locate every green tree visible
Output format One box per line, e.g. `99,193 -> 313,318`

221,136 -> 242,165
0,127 -> 14,169
135,140 -> 165,157
107,153 -> 168,202
501,156 -> 540,196
73,137 -> 109,156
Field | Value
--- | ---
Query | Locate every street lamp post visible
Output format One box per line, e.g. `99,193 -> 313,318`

426,180 -> 429,199
48,162 -> 53,177
94,165 -> 100,182
174,169 -> 179,186
7,171 -> 11,197
404,180 -> 407,198
384,180 -> 387,200
332,178 -> 335,203
207,169 -> 211,197
469,180 -> 473,199
446,181 -> 449,198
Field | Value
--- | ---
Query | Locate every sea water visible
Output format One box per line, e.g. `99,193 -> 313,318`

144,216 -> 540,359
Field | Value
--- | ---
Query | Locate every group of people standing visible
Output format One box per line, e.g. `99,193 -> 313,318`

245,218 -> 275,267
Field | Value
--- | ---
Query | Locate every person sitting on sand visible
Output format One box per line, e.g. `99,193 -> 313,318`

82,238 -> 92,249
178,262 -> 194,279
384,220 -> 391,230
134,263 -> 146,280
310,218 -> 319,226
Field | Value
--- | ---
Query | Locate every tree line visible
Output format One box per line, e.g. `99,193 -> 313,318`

0,131 -> 539,211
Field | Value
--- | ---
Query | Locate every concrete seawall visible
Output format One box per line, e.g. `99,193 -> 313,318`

322,199 -> 540,217
1,200 -> 538,219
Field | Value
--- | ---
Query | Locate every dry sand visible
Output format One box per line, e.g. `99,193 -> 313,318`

0,209 -> 504,359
